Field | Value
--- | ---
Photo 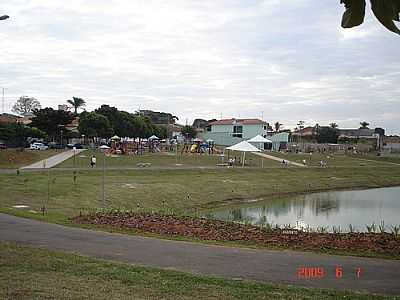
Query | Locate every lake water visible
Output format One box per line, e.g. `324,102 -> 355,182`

204,186 -> 400,232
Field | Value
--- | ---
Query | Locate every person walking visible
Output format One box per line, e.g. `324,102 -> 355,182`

90,155 -> 97,168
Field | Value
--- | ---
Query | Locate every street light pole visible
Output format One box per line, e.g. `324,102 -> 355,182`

1,87 -> 6,113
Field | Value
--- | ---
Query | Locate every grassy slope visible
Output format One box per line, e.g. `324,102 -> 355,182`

0,149 -> 62,169
265,152 -> 393,168
2,165 -> 400,217
0,242 -> 396,300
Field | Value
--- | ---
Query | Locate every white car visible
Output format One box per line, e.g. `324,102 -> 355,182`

30,142 -> 49,150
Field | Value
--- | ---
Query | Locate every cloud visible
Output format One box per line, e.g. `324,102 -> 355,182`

0,0 -> 399,134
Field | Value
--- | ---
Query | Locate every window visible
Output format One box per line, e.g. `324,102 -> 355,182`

233,125 -> 243,138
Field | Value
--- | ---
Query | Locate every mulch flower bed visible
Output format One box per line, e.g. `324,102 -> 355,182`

73,212 -> 400,257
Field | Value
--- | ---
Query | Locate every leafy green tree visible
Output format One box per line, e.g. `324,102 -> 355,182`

12,96 -> 41,116
94,105 -> 172,138
0,123 -> 46,147
67,97 -> 86,114
359,121 -> 370,129
154,125 -> 168,139
30,108 -> 74,140
95,105 -> 125,135
341,0 -> 400,35
139,110 -> 178,124
78,112 -> 113,138
330,123 -> 339,129
181,125 -> 197,139
316,127 -> 339,144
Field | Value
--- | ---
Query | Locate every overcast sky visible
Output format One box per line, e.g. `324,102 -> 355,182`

1,0 -> 399,133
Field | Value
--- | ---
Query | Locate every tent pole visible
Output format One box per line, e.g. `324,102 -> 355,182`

242,152 -> 245,168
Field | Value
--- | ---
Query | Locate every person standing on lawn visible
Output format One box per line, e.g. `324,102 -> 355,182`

90,155 -> 96,168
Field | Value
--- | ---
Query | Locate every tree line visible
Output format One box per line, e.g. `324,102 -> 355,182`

1,96 -> 170,146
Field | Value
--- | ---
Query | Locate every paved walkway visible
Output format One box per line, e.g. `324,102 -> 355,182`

0,214 -> 399,295
20,149 -> 86,169
253,152 -> 306,167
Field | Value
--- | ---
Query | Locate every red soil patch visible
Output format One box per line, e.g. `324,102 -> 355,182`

73,212 -> 400,257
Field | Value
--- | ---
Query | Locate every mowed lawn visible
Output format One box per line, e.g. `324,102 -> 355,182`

1,162 -> 400,218
0,242 -> 394,300
266,151 -> 392,168
0,149 -> 62,169
56,149 -> 281,169
348,153 -> 400,165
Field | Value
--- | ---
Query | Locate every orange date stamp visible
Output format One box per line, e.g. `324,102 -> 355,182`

297,266 -> 362,279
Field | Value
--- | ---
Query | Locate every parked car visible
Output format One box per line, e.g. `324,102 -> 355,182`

67,143 -> 84,149
0,142 -> 7,150
30,142 -> 49,150
48,142 -> 64,149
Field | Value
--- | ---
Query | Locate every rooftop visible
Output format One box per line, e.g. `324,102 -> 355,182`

209,118 -> 267,126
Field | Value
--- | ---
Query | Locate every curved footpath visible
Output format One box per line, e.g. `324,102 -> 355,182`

0,213 -> 399,296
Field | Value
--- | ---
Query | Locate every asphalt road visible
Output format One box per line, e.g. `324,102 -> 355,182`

0,213 -> 399,295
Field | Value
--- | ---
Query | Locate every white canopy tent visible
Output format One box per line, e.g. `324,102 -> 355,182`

148,135 -> 159,140
226,141 -> 261,167
247,135 -> 272,150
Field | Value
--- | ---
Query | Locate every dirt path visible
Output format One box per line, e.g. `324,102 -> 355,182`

20,149 -> 86,169
253,152 -> 306,167
0,213 -> 399,295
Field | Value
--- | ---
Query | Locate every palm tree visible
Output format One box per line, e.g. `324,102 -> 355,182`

341,0 -> 400,35
330,123 -> 339,129
274,122 -> 283,132
67,97 -> 86,114
359,121 -> 370,129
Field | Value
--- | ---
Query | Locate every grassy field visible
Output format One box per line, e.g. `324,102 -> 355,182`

265,152 -> 392,168
0,149 -> 62,169
0,242 -> 396,300
1,153 -> 400,259
56,149 -> 280,169
348,153 -> 400,165
2,164 -> 400,217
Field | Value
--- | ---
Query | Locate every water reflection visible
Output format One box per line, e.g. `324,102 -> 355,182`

206,187 -> 400,232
